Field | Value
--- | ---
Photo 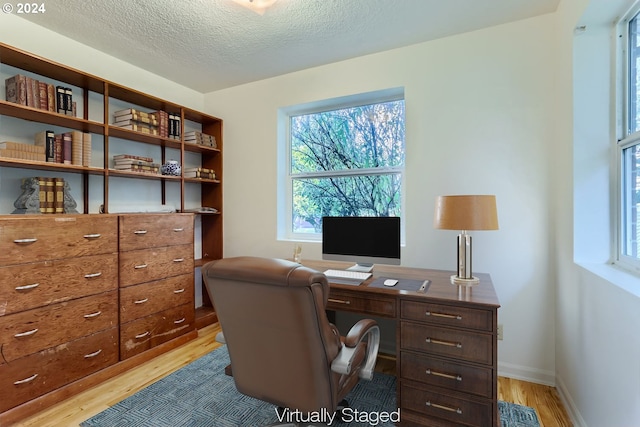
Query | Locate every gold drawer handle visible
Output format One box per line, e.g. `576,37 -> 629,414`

84,311 -> 102,319
173,258 -> 185,262
134,298 -> 149,304
134,264 -> 148,269
174,317 -> 186,324
173,228 -> 184,232
83,233 -> 101,239
426,401 -> 462,415
14,374 -> 38,385
135,331 -> 150,339
426,369 -> 462,381
426,311 -> 462,320
133,230 -> 148,235
174,288 -> 185,294
328,298 -> 351,305
84,349 -> 103,359
84,272 -> 102,278
425,337 -> 462,348
15,328 -> 38,338
13,238 -> 37,244
15,283 -> 39,291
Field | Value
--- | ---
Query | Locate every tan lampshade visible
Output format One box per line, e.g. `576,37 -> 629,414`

434,195 -> 499,231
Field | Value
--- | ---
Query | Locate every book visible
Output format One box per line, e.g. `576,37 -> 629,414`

5,74 -> 26,105
47,84 -> 56,112
54,178 -> 64,213
113,122 -> 159,135
113,108 -> 154,119
37,176 -> 47,214
64,88 -> 73,116
62,132 -> 72,164
56,86 -> 66,114
38,82 -> 48,110
71,131 -> 83,166
54,134 -> 63,163
113,154 -> 154,163
113,164 -> 160,174
114,113 -> 159,125
82,133 -> 92,167
34,130 -> 55,162
44,177 -> 55,213
155,110 -> 169,138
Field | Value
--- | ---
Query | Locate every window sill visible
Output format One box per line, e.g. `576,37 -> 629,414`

576,261 -> 640,298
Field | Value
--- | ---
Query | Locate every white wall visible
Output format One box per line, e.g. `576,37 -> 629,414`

205,15 -> 559,384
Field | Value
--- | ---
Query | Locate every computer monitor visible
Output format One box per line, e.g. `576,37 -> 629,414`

322,216 -> 401,271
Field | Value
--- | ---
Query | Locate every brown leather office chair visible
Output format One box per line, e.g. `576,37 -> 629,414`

201,256 -> 380,421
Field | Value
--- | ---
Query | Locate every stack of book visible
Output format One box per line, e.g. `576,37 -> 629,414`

0,141 -> 46,161
36,177 -> 65,214
184,131 -> 216,148
5,74 -> 74,116
34,130 -> 91,166
112,154 -> 160,175
183,167 -> 215,179
112,108 -> 159,135
153,111 -> 181,139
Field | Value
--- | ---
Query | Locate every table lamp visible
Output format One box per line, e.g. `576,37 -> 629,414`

434,195 -> 498,286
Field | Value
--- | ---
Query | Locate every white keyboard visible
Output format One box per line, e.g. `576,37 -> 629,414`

324,269 -> 372,281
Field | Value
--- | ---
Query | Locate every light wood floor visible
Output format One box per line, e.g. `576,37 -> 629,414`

17,323 -> 572,427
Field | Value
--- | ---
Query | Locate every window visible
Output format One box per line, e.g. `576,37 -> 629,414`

279,89 -> 405,239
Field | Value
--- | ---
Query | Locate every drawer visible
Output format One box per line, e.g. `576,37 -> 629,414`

119,244 -> 194,287
120,303 -> 195,360
401,322 -> 493,365
120,274 -> 194,323
0,327 -> 118,413
0,290 -> 118,362
401,300 -> 493,332
400,352 -> 493,398
0,215 -> 117,265
327,289 -> 396,318
400,381 -> 492,427
119,214 -> 194,251
0,253 -> 118,316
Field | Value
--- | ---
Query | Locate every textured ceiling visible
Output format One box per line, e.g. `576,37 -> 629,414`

19,0 -> 560,93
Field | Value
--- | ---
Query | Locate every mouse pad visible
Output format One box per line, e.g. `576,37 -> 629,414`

368,277 -> 430,292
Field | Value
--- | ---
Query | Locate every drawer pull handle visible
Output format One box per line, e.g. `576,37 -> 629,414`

174,288 -> 185,294
425,337 -> 462,348
426,311 -> 462,320
14,374 -> 38,385
425,401 -> 462,415
134,298 -> 149,304
15,283 -> 39,291
134,264 -> 148,269
84,311 -> 102,319
84,349 -> 103,359
328,298 -> 351,305
84,272 -> 102,278
83,233 -> 101,239
135,331 -> 150,339
426,369 -> 462,381
174,317 -> 186,324
15,328 -> 38,338
173,228 -> 184,232
173,258 -> 185,262
13,238 -> 37,244
134,230 -> 148,235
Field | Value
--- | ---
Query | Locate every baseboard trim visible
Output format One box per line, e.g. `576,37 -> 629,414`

497,361 -> 555,386
555,374 -> 588,427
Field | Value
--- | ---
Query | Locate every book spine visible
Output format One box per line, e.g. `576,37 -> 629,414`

5,75 -> 19,103
64,88 -> 73,116
54,178 -> 64,214
37,176 -> 47,214
62,132 -> 72,164
38,82 -> 48,110
71,131 -> 83,166
54,134 -> 63,163
56,86 -> 66,114
82,133 -> 91,167
45,177 -> 55,214
47,84 -> 56,112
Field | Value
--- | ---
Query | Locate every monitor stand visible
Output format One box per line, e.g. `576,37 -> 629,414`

347,263 -> 374,273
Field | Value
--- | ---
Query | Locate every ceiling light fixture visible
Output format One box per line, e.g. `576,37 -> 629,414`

231,0 -> 278,15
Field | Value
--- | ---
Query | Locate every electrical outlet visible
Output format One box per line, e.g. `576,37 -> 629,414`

497,324 -> 503,340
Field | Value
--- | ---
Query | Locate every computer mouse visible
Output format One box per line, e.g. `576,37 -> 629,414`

383,279 -> 398,287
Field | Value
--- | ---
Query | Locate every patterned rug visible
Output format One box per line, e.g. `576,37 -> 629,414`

81,347 -> 539,427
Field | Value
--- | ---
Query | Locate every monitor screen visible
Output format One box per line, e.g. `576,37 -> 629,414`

322,216 -> 401,267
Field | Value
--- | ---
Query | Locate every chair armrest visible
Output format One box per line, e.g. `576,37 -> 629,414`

331,319 -> 380,380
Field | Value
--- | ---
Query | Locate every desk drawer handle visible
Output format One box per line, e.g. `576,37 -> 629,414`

15,283 -> 39,291
84,272 -> 102,278
173,228 -> 184,232
14,374 -> 38,385
173,258 -> 185,263
426,311 -> 462,320
83,233 -> 101,239
174,288 -> 185,294
328,298 -> 351,305
425,337 -> 462,348
426,401 -> 462,415
174,317 -> 186,324
134,298 -> 149,304
426,369 -> 462,381
135,331 -> 150,339
133,230 -> 148,235
15,328 -> 38,338
84,311 -> 102,319
84,349 -> 102,359
134,264 -> 148,269
13,238 -> 37,244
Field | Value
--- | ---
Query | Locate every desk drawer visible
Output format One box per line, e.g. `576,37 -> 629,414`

119,244 -> 194,287
327,289 -> 396,318
400,352 -> 493,398
119,214 -> 193,251
120,274 -> 194,323
400,322 -> 493,365
401,300 -> 493,332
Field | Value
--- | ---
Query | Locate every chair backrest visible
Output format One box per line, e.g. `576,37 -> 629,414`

202,256 -> 342,413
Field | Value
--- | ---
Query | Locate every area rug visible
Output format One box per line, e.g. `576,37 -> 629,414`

81,347 -> 539,427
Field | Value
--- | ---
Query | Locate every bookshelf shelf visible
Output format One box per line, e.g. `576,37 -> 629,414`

0,100 -> 105,133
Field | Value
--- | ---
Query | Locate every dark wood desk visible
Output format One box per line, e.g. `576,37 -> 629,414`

303,260 -> 500,427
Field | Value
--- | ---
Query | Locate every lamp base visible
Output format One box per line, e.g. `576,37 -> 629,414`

450,275 -> 480,286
